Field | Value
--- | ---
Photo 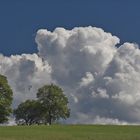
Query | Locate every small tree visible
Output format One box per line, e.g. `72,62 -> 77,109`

0,74 -> 13,123
14,100 -> 44,125
37,84 -> 70,125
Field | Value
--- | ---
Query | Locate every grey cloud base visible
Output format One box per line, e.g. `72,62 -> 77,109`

1,26 -> 140,124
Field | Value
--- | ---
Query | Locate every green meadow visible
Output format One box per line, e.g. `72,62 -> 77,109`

0,125 -> 140,140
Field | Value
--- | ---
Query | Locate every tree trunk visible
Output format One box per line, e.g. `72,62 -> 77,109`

48,110 -> 52,125
49,116 -> 52,125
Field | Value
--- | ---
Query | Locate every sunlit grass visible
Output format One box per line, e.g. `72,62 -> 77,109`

0,125 -> 140,140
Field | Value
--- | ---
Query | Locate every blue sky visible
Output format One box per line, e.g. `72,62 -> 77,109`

2,0 -> 140,124
0,0 -> 140,56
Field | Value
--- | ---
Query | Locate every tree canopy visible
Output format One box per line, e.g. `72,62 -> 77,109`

37,84 -> 70,125
14,84 -> 70,125
14,100 -> 44,125
0,74 -> 13,123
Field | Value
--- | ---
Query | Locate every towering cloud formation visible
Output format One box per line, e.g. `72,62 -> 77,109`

1,26 -> 140,124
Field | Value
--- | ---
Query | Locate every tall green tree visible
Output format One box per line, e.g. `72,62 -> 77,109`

14,100 -> 44,125
37,84 -> 70,125
0,74 -> 13,123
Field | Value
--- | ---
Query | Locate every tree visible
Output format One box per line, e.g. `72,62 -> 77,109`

0,74 -> 13,123
14,100 -> 44,125
37,84 -> 70,125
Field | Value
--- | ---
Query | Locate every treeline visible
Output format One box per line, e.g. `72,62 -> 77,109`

0,74 -> 70,125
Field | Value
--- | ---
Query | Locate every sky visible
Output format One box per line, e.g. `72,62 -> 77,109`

1,0 -> 140,125
0,0 -> 140,56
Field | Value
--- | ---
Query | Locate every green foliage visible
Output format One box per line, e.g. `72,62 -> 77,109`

37,84 -> 70,125
14,84 -> 70,125
0,74 -> 13,123
14,100 -> 44,125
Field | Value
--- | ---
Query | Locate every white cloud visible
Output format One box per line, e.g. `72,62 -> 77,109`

92,88 -> 109,99
0,53 -> 52,106
93,116 -> 128,125
69,113 -> 128,125
80,72 -> 94,87
1,26 -> 140,124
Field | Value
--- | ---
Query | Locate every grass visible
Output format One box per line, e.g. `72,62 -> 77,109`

0,125 -> 140,140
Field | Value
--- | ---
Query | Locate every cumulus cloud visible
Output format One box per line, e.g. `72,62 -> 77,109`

92,88 -> 109,99
80,72 -> 94,87
0,53 -> 52,107
1,26 -> 140,124
70,114 -> 128,125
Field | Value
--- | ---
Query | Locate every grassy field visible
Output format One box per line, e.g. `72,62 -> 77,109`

0,125 -> 140,140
